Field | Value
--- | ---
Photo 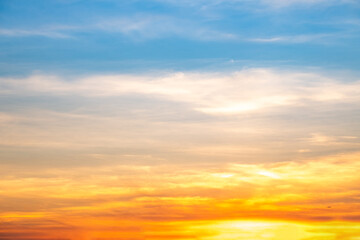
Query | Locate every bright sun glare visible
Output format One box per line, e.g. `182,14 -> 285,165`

192,220 -> 310,240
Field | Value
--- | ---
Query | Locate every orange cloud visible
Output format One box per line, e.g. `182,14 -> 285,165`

1,152 -> 360,239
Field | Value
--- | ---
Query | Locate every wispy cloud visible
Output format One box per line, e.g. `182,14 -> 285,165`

0,0 -> 357,44
248,34 -> 334,44
0,15 -> 236,41
0,19 -> 342,45
261,0 -> 338,8
156,0 -> 356,8
0,25 -> 77,39
0,28 -> 71,38
1,69 -> 359,115
94,15 -> 237,41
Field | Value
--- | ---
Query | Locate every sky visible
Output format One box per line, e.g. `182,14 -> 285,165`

0,0 -> 360,240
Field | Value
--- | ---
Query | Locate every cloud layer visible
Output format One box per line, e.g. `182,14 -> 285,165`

1,152 -> 360,239
2,69 -> 359,114
0,69 -> 359,170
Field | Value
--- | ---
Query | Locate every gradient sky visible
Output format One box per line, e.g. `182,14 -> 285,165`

1,0 -> 360,240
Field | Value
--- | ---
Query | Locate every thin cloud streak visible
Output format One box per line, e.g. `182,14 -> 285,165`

157,0 -> 357,8
0,23 -> 340,44
95,15 -> 237,41
0,25 -> 78,39
0,15 -> 236,41
0,28 -> 71,39
248,34 -> 334,44
0,14 -> 344,44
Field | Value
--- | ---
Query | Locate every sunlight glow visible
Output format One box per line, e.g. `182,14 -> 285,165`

257,170 -> 281,179
189,220 -> 310,240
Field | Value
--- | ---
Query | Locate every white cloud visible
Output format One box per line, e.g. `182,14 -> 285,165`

248,34 -> 333,44
94,15 -> 237,41
156,0 -> 354,8
261,0 -> 329,7
1,68 -> 359,115
0,23 -> 338,44
0,24 -> 80,38
0,15 -> 235,41
261,0 -> 358,8
0,28 -> 72,38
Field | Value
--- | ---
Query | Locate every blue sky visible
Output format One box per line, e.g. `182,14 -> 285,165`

1,0 -> 360,75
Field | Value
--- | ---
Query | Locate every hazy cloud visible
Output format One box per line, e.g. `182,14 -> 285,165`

1,69 -> 359,115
